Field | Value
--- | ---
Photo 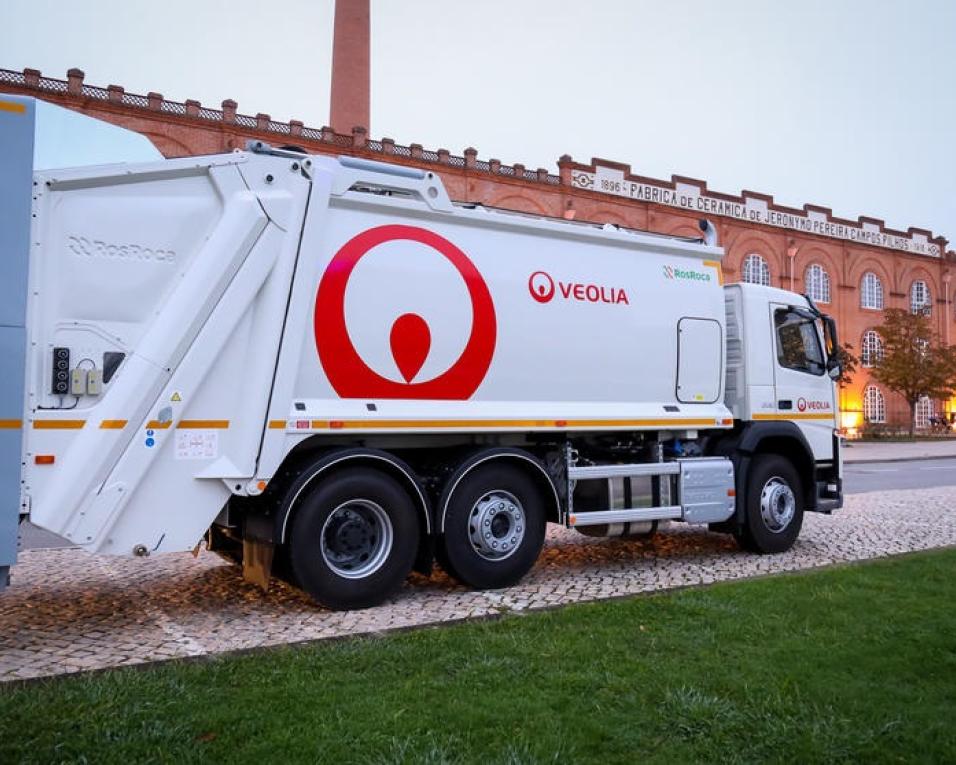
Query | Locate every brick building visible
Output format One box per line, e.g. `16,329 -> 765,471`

2,65 -> 952,432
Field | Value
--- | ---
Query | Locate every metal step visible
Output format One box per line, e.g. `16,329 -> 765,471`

568,462 -> 679,481
568,506 -> 682,527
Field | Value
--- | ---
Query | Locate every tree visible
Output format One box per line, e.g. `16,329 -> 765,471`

870,309 -> 956,435
836,341 -> 858,390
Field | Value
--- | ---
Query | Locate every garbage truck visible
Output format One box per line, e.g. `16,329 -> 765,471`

1,95 -> 843,609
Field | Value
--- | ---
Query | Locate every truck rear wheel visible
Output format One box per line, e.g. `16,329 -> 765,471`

737,454 -> 804,554
439,464 -> 546,589
288,467 -> 419,610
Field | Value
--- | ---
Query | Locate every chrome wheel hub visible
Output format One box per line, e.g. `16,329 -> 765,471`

759,477 -> 796,533
468,490 -> 525,561
320,499 -> 393,579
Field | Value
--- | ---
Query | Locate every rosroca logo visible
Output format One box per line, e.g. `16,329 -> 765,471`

314,225 -> 497,400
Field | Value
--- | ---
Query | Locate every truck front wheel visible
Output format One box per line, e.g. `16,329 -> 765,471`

288,467 -> 419,610
736,454 -> 804,554
439,464 -> 546,589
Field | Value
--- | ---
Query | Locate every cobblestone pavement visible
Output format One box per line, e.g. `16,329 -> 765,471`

3,487 -> 955,682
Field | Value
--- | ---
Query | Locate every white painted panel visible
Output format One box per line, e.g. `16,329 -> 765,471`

677,318 -> 722,403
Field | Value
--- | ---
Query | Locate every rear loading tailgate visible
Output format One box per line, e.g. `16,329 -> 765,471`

22,152 -> 312,555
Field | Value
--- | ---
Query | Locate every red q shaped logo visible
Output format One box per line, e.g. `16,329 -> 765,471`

528,271 -> 555,303
797,397 -> 807,412
314,224 -> 497,399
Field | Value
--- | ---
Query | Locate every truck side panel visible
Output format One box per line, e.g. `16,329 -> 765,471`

257,158 -> 732,468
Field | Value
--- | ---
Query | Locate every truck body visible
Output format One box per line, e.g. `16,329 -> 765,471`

4,111 -> 843,608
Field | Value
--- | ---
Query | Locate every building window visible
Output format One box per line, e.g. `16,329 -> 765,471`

861,272 -> 884,310
863,386 -> 886,424
915,396 -> 934,429
861,330 -> 884,368
804,263 -> 831,303
911,280 -> 931,315
742,254 -> 771,286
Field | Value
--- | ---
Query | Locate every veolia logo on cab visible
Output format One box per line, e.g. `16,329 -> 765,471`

314,225 -> 497,399
797,397 -> 832,412
527,270 -> 629,305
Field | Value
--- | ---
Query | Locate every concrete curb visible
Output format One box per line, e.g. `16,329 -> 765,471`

843,454 -> 956,465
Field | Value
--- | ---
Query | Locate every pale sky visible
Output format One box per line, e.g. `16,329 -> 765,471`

4,0 -> 954,242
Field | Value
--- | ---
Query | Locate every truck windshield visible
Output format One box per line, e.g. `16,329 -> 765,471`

775,309 -> 825,376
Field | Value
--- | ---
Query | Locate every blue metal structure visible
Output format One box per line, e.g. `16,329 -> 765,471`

0,95 -> 34,590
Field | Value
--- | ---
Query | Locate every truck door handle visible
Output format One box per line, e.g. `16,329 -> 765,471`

778,400 -> 792,410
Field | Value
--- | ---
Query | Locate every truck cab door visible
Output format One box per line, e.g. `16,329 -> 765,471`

769,303 -> 836,458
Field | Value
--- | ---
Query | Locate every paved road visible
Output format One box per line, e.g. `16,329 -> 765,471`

5,486 -> 956,681
15,457 -> 955,551
843,457 -> 956,494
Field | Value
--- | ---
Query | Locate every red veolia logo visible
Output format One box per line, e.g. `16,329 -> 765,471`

528,271 -> 556,303
314,224 -> 497,399
527,270 -> 630,305
797,397 -> 807,412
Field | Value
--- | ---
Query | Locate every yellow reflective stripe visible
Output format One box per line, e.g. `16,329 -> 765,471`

268,420 -> 287,429
0,100 -> 26,115
32,420 -> 85,430
177,420 -> 229,429
751,413 -> 834,421
703,259 -> 724,285
0,419 -> 22,429
99,419 -> 128,429
304,417 -> 721,431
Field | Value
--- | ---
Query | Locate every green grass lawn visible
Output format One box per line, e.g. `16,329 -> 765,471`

3,549 -> 956,764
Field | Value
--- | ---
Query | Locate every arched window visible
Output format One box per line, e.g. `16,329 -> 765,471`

861,330 -> 884,368
915,396 -> 934,429
863,386 -> 885,424
911,280 -> 931,314
742,254 -> 771,286
861,272 -> 884,310
804,263 -> 831,303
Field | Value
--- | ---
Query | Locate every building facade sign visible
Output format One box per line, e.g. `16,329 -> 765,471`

571,165 -> 941,258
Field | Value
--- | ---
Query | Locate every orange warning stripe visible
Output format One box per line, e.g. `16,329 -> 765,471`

26,415 -> 746,433
298,417 -> 723,431
752,413 -> 834,421
29,418 -> 232,430
0,100 -> 26,115
0,419 -> 22,429
703,259 -> 724,285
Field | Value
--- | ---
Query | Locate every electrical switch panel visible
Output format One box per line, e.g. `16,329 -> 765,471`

86,369 -> 103,395
51,347 -> 70,395
70,368 -> 87,396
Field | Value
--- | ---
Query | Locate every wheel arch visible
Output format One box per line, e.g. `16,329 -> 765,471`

710,421 -> 818,522
274,448 -> 431,544
438,448 -> 561,533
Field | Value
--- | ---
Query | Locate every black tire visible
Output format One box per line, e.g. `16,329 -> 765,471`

736,454 -> 804,554
438,464 -> 547,589
288,467 -> 419,610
